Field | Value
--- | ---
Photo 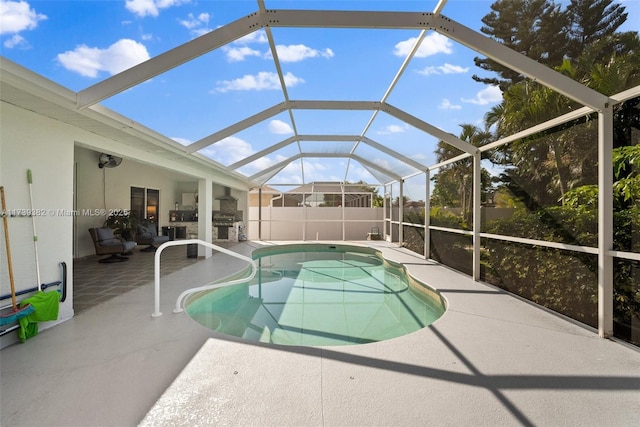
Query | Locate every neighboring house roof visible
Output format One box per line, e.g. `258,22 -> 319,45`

287,182 -> 374,194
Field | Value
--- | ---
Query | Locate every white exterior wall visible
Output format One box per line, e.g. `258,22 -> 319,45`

1,102 -> 75,332
74,146 -> 187,258
1,98 -> 250,346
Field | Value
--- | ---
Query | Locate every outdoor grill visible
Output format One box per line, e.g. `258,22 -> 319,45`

212,214 -> 235,226
213,187 -> 238,240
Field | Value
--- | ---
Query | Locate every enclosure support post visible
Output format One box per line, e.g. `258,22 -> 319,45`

598,106 -> 614,338
303,190 -> 307,241
383,184 -> 388,239
399,180 -> 404,246
424,170 -> 430,260
472,152 -> 482,281
197,177 -> 212,258
342,182 -> 346,241
258,187 -> 262,240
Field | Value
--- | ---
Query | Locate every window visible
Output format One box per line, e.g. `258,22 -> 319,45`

131,187 -> 160,227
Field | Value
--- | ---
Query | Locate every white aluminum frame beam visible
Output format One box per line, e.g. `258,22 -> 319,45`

249,157 -> 295,183
186,102 -> 288,154
247,152 -> 402,182
188,97 -> 469,177
226,133 -> 426,181
77,12 -> 263,108
472,152 -> 482,281
227,136 -> 298,170
433,0 -> 449,15
382,103 -> 477,155
247,153 -> 300,182
188,101 -> 379,155
351,155 -> 403,181
265,9 -> 609,110
480,106 -> 595,152
361,136 -> 427,172
598,107 -> 614,338
263,9 -> 436,29
288,100 -> 381,111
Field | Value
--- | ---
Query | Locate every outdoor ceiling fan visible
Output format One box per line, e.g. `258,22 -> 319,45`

98,153 -> 122,168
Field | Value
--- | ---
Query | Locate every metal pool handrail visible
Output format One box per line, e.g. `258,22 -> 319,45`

152,239 -> 257,317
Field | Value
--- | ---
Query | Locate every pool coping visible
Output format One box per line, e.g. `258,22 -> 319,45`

184,242 -> 448,347
141,240 -> 640,426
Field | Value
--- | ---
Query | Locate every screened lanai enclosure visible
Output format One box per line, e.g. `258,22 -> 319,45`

4,1 -> 638,345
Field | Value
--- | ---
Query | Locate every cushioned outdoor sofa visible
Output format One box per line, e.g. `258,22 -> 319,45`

88,227 -> 137,263
136,223 -> 170,252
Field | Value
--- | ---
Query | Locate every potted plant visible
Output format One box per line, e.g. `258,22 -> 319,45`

104,211 -> 138,240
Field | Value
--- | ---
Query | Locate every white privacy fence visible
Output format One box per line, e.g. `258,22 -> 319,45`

247,207 -> 384,241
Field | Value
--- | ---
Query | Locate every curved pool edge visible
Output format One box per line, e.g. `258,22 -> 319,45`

183,242 -> 450,347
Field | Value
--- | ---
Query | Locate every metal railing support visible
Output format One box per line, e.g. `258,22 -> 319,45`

152,239 -> 257,318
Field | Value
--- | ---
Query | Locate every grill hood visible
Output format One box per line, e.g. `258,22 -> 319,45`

215,187 -> 237,201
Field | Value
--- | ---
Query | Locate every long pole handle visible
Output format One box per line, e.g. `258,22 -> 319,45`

27,170 -> 42,291
1,186 -> 18,310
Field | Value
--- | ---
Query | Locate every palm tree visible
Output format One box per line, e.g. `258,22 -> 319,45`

487,33 -> 640,206
432,124 -> 493,225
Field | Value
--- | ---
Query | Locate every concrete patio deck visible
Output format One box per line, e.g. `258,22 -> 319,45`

1,241 -> 639,426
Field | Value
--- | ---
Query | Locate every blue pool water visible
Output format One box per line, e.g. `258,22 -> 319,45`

186,244 -> 447,346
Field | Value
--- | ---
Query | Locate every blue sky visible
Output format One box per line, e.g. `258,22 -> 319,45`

1,0 -> 638,193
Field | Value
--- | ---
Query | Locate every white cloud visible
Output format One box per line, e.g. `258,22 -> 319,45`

348,164 -> 375,182
214,71 -> 303,92
227,30 -> 332,64
235,30 -> 268,45
273,44 -> 334,62
268,119 -> 293,134
3,33 -> 24,48
178,12 -> 208,29
125,0 -> 190,18
222,45 -> 262,62
394,32 -> 452,58
378,124 -> 407,134
278,159 -> 330,183
439,63 -> 469,74
178,12 -> 210,37
221,30 -> 266,61
57,39 -> 150,78
240,154 -> 289,177
224,38 -> 334,63
0,0 -> 47,35
461,85 -> 502,105
418,63 -> 469,76
199,136 -> 254,165
439,98 -> 462,110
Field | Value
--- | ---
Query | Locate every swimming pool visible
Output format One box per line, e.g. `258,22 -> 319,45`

185,244 -> 447,346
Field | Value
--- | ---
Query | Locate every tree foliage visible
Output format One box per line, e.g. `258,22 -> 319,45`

431,0 -> 640,343
473,0 -> 568,89
430,124 -> 493,226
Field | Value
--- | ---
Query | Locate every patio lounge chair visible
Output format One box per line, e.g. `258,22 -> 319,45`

136,223 -> 169,252
88,227 -> 137,263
